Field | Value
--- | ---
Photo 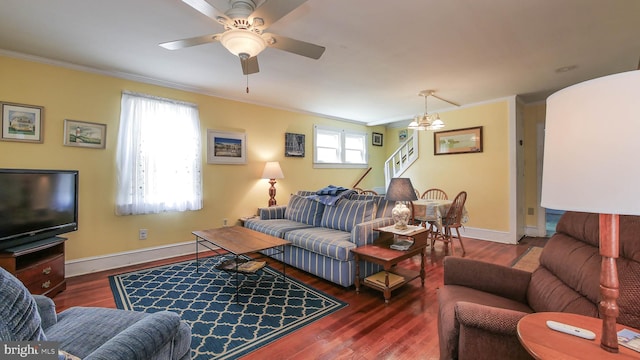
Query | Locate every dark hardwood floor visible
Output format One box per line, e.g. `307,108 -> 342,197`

53,236 -> 547,359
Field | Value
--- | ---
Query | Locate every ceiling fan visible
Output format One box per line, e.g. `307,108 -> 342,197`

159,0 -> 326,75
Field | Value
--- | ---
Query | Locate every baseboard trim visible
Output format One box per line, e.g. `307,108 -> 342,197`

65,227 -> 517,276
65,241 -> 215,277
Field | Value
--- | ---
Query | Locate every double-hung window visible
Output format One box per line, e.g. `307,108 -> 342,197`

314,125 -> 368,168
115,91 -> 203,215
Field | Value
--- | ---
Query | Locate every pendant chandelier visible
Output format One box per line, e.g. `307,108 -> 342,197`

407,90 -> 459,131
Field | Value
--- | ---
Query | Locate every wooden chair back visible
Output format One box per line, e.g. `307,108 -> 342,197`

421,188 -> 448,200
444,191 -> 467,226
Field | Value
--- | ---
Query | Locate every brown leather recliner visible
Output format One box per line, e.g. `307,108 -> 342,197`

437,211 -> 640,360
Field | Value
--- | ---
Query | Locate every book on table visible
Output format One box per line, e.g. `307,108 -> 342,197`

390,239 -> 414,250
618,328 -> 640,352
364,271 -> 405,288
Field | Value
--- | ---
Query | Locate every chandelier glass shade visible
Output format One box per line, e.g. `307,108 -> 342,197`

220,29 -> 267,58
408,92 -> 445,131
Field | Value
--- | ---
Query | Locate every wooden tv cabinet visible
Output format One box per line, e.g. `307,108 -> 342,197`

0,237 -> 66,298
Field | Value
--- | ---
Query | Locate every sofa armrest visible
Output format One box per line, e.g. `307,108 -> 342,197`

258,206 -> 286,220
33,295 -> 57,330
455,301 -> 529,336
443,257 -> 532,303
85,311 -> 183,360
351,217 -> 395,247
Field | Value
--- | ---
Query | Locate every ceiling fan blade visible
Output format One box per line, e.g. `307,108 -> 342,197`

265,33 -> 325,59
430,94 -> 460,107
250,0 -> 307,29
241,56 -> 259,75
182,0 -> 229,23
159,34 -> 220,50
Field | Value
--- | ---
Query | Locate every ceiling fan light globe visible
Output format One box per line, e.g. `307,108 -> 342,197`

220,29 -> 266,58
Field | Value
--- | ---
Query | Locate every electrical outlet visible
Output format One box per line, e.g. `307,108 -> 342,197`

139,229 -> 148,240
223,218 -> 228,227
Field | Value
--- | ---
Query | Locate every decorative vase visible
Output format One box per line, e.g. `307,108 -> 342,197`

392,202 -> 411,230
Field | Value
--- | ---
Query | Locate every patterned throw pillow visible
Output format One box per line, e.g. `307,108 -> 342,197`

320,199 -> 376,232
285,194 -> 325,226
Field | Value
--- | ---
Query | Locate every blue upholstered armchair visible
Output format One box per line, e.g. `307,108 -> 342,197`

0,267 -> 192,360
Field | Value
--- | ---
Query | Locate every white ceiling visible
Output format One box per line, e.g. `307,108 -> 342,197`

0,0 -> 638,126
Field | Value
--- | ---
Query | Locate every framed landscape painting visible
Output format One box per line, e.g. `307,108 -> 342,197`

63,119 -> 107,149
434,126 -> 483,155
1,102 -> 44,143
207,129 -> 247,164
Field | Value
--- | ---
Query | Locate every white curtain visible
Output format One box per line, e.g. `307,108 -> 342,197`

116,91 -> 202,215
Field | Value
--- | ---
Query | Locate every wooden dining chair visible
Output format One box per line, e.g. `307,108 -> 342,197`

421,188 -> 448,200
420,188 -> 449,235
431,191 -> 467,255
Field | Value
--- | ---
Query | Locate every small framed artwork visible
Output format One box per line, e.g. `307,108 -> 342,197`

399,129 -> 408,142
434,126 -> 483,155
285,132 -> 305,157
1,102 -> 44,143
63,119 -> 107,149
372,132 -> 383,146
207,129 -> 247,164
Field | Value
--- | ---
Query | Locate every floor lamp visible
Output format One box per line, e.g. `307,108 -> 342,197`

541,70 -> 640,352
262,161 -> 284,207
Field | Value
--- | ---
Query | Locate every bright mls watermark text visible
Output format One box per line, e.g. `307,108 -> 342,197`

1,342 -> 59,359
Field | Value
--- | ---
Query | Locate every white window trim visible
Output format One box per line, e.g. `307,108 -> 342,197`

313,125 -> 369,169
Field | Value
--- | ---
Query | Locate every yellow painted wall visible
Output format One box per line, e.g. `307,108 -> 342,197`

388,101 -> 511,231
0,55 -> 387,260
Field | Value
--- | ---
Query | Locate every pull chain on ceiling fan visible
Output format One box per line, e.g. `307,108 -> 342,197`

408,90 -> 459,131
160,0 -> 326,78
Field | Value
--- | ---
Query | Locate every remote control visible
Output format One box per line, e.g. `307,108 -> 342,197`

546,320 -> 596,340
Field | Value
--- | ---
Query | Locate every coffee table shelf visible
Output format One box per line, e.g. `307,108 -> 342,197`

192,226 -> 290,301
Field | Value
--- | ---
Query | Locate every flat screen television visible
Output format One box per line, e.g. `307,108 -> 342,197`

0,169 -> 79,251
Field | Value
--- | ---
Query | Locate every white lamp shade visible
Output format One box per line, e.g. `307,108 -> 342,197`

220,29 -> 267,58
262,161 -> 284,179
541,70 -> 640,215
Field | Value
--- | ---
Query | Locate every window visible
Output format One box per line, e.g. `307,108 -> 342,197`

314,125 -> 368,168
115,91 -> 202,215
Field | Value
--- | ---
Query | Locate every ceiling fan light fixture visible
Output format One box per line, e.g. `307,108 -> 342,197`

220,29 -> 266,58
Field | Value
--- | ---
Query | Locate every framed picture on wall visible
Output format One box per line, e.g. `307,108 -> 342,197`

399,129 -> 408,142
372,132 -> 383,146
434,126 -> 483,155
207,129 -> 247,164
63,119 -> 107,149
1,101 -> 44,143
285,132 -> 305,157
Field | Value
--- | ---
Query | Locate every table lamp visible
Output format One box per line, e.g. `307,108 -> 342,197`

385,178 -> 418,230
541,69 -> 640,352
261,161 -> 284,206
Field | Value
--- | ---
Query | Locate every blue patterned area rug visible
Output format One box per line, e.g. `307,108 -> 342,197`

109,256 -> 347,359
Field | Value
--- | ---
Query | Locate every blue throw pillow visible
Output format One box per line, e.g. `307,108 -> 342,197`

320,199 -> 376,232
285,194 -> 325,226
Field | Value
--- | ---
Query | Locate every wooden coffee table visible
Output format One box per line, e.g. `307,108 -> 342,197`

351,225 -> 428,303
192,226 -> 291,300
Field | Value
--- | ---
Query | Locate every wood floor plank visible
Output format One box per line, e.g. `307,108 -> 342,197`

52,236 -> 546,359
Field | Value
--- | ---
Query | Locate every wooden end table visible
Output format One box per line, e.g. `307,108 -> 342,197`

351,225 -> 428,304
517,312 -> 640,359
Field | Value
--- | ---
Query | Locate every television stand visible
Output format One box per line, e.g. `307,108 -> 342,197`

0,237 -> 67,298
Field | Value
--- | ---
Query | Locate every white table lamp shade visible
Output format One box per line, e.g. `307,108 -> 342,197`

541,70 -> 640,215
261,161 -> 284,180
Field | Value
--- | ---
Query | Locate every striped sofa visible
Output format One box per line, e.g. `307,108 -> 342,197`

245,191 -> 395,287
